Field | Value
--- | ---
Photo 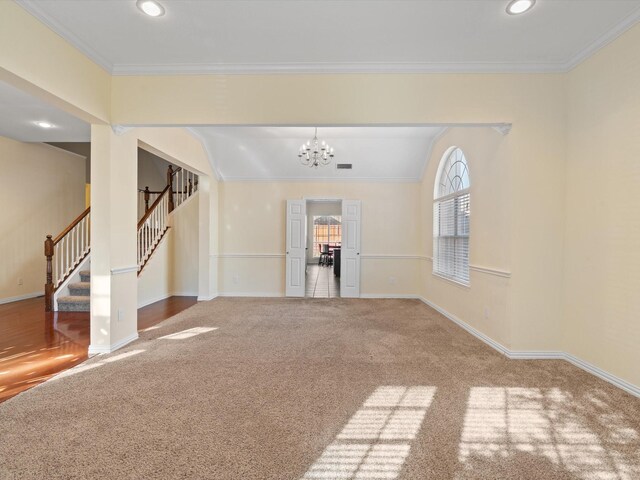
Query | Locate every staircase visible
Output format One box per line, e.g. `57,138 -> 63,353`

44,164 -> 198,312
57,270 -> 90,312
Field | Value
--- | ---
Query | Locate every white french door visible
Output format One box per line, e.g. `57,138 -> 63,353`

285,200 -> 306,297
341,200 -> 361,298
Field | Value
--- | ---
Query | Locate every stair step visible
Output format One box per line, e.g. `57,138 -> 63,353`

69,282 -> 90,296
58,295 -> 90,312
79,270 -> 90,282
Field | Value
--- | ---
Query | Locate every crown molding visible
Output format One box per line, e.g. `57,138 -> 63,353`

18,0 -> 640,77
110,61 -> 571,76
564,4 -> 640,72
16,0 -> 113,73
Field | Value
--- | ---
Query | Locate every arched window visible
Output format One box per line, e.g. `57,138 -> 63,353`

433,147 -> 470,284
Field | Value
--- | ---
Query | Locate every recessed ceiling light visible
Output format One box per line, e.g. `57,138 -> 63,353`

136,0 -> 165,17
35,121 -> 54,129
506,0 -> 536,15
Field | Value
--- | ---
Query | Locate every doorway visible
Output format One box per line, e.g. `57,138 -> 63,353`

307,201 -> 342,298
285,199 -> 361,298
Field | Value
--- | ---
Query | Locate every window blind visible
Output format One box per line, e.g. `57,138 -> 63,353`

433,192 -> 470,284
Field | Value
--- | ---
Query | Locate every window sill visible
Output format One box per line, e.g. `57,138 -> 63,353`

432,272 -> 470,289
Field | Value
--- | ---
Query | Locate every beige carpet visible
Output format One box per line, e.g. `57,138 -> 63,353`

1,298 -> 639,479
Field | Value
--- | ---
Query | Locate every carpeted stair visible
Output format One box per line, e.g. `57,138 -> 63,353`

57,270 -> 90,312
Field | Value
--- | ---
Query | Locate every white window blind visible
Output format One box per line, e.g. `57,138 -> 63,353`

434,148 -> 470,285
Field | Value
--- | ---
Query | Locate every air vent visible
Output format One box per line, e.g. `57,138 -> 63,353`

336,163 -> 352,170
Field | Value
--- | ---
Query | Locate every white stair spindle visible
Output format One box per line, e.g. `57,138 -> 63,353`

180,169 -> 184,205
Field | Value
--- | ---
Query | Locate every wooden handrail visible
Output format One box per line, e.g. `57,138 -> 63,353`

138,184 -> 170,228
138,188 -> 164,194
45,206 -> 91,311
53,206 -> 91,245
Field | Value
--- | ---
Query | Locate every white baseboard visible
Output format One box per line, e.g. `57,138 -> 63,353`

418,296 -> 512,357
138,291 -> 200,309
417,296 -> 640,398
172,291 -> 198,297
563,353 -> 640,399
137,293 -> 172,309
88,332 -> 138,355
507,350 -> 564,360
197,293 -> 218,301
218,291 -> 283,298
360,293 -> 421,299
0,292 -> 42,305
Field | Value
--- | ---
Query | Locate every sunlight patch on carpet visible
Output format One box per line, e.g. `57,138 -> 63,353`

51,350 -> 146,381
158,327 -> 218,340
458,387 -> 640,479
302,386 -> 436,480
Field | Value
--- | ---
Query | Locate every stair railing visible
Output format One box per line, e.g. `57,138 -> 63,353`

137,166 -> 198,218
44,207 -> 91,312
136,164 -> 199,274
138,186 -> 163,216
43,164 -> 199,309
137,185 -> 170,274
170,165 -> 199,211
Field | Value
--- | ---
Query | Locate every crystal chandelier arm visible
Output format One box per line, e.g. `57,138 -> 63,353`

296,127 -> 333,168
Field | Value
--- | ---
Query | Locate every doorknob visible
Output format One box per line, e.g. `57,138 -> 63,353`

357,252 -> 360,255
286,251 -> 289,254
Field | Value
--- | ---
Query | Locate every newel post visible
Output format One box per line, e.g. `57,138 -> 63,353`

167,165 -> 175,213
44,235 -> 54,312
144,186 -> 151,212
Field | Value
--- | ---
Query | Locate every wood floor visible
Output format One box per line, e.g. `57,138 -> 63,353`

0,295 -> 197,403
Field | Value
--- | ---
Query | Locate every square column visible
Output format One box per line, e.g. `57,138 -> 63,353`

197,175 -> 218,300
89,125 -> 138,354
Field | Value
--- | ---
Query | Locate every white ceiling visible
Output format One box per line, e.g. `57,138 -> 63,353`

0,81 -> 90,142
17,0 -> 640,74
192,126 -> 445,181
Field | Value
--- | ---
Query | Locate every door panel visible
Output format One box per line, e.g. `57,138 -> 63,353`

341,200 -> 361,298
286,200 -> 306,297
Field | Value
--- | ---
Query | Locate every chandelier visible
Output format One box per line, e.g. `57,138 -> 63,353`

298,127 -> 334,168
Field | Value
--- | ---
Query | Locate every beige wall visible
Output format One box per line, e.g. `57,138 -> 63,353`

419,127 -> 513,347
138,193 -> 200,307
0,137 -> 86,302
564,24 -> 640,387
0,2 -> 110,124
110,73 -> 563,126
137,234 -> 172,308
219,182 -> 421,296
171,193 -> 200,295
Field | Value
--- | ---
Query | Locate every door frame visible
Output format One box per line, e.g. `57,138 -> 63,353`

305,197 -> 344,265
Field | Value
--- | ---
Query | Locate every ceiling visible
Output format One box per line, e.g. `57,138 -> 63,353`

192,126 -> 445,181
0,80 -> 90,142
17,0 -> 640,74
